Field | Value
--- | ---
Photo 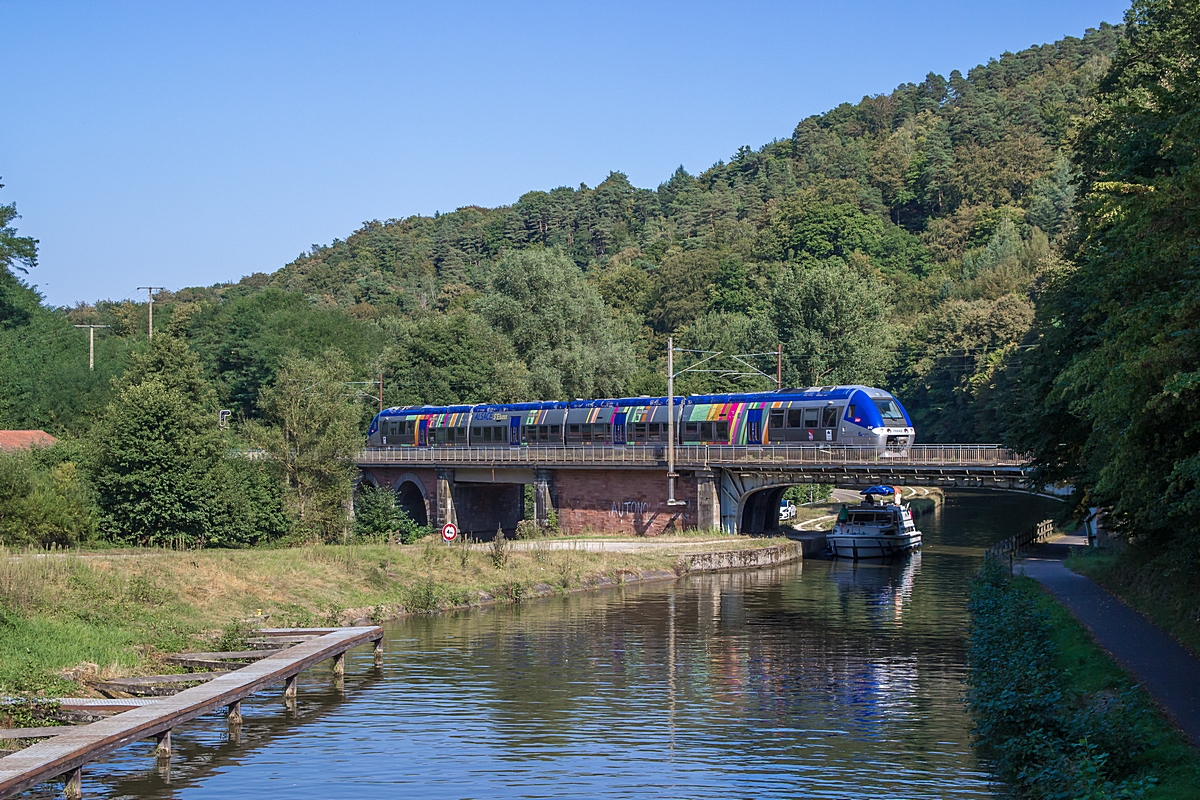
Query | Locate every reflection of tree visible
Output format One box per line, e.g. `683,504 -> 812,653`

378,556 -> 985,778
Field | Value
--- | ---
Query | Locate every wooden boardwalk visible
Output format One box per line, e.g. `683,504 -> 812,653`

0,625 -> 382,799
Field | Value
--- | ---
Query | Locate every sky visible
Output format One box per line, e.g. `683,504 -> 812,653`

2,1 -> 1130,307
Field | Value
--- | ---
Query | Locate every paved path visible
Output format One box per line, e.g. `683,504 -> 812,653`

1019,538 -> 1200,748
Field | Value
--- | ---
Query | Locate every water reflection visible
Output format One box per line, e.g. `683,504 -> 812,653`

20,490 -> 1062,800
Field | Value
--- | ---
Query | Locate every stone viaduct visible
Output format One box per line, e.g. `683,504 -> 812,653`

357,444 -> 1030,538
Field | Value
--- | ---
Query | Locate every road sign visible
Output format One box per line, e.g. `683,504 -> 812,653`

441,522 -> 458,543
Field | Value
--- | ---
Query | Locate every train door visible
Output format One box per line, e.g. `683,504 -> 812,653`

821,406 -> 840,442
746,408 -> 763,445
418,419 -> 429,447
509,415 -> 521,446
613,413 -> 627,445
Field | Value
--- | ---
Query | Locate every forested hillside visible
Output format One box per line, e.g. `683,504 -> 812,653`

4,17 -> 1163,549
3,23 -> 1121,438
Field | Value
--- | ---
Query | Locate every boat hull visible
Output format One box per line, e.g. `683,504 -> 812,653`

828,532 -> 922,559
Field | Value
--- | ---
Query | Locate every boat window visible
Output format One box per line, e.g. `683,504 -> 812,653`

822,407 -> 840,428
769,411 -> 785,429
874,398 -> 906,423
803,409 -> 819,428
787,409 -> 802,428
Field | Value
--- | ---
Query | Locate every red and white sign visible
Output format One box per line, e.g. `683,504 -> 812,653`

441,522 -> 458,542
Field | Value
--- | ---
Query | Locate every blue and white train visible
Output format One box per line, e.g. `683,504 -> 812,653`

366,385 -> 915,454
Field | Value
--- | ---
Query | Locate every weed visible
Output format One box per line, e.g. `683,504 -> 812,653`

490,526 -> 509,569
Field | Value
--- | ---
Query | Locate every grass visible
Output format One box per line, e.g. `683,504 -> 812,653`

0,534 -> 790,701
1030,576 -> 1200,799
1066,546 -> 1200,660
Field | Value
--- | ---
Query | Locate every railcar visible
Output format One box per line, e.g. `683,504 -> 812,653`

366,385 -> 915,455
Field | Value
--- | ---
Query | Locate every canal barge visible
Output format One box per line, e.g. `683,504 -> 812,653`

828,486 -> 922,559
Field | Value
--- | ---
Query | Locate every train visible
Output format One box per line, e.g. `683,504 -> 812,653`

366,385 -> 915,454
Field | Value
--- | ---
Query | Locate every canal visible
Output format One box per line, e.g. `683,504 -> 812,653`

33,490 -> 1062,799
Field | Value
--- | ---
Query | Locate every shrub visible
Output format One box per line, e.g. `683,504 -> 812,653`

966,557 -> 1157,798
0,445 -> 97,549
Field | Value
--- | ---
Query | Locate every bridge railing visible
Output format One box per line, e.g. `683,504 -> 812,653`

356,443 -> 1027,468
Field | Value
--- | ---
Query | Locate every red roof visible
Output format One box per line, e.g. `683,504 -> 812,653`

0,430 -> 58,451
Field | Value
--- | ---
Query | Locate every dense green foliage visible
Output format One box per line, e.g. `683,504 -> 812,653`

967,559 -> 1169,798
0,444 -> 95,549
1004,0 -> 1200,557
352,484 -> 430,544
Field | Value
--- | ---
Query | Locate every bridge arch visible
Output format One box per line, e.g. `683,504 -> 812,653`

391,471 -> 430,528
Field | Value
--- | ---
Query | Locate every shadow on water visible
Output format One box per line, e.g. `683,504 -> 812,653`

18,490 -> 1062,799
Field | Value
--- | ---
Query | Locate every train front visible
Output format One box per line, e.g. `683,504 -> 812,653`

847,388 -> 915,456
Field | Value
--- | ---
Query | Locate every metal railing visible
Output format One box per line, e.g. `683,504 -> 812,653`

356,443 -> 1028,468
986,518 -> 1056,572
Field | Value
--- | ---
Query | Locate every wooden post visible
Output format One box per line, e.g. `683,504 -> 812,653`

63,766 -> 82,799
227,700 -> 242,725
333,652 -> 345,676
373,638 -> 383,666
155,730 -> 171,759
284,674 -> 297,700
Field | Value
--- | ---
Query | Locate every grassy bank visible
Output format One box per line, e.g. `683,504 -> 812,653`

967,558 -> 1200,799
0,535 -> 788,701
1066,546 -> 1200,660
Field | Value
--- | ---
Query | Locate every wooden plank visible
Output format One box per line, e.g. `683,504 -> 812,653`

256,628 -> 338,636
0,626 -> 381,797
0,729 -> 70,740
164,650 -> 283,669
94,672 -> 229,687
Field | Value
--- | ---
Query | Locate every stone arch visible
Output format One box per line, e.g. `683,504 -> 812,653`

738,486 -> 789,535
391,471 -> 429,528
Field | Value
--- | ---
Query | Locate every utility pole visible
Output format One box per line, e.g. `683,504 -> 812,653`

776,343 -> 782,390
137,286 -> 165,339
73,324 -> 110,370
378,372 -> 384,412
666,337 -> 683,506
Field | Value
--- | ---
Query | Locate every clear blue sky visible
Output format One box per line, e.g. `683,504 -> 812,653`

2,1 -> 1129,306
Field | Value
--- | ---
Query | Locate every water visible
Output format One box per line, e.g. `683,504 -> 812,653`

26,490 -> 1062,799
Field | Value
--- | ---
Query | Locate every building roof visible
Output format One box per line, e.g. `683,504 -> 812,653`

0,430 -> 58,451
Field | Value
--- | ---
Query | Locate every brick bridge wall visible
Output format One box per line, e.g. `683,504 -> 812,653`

360,466 -> 722,537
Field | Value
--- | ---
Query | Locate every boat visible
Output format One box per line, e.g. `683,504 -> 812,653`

827,486 -> 922,559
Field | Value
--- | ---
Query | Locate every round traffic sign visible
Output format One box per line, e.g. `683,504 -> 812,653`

441,522 -> 458,542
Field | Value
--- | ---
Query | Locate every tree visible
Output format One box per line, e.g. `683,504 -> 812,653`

477,249 -> 633,399
248,349 -> 363,543
1005,0 -> 1200,549
771,262 -> 895,387
0,180 -> 37,275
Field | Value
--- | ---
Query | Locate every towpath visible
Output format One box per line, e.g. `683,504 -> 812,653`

1018,537 -> 1200,748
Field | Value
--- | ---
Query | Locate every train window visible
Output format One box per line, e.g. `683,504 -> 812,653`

446,428 -> 457,444
457,427 -> 466,440
685,422 -> 699,436
550,425 -> 561,437
482,427 -> 492,442
539,425 -> 550,441
787,410 -> 802,428
822,407 -> 840,428
495,426 -> 506,441
846,404 -> 857,422
874,398 -> 906,422
471,426 -> 482,438
650,423 -> 663,441
803,409 -> 819,428
716,421 -> 729,441
582,425 -> 592,443
700,422 -> 713,440
769,411 -> 784,429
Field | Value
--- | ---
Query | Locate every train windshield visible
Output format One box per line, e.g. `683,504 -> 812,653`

873,398 -> 906,423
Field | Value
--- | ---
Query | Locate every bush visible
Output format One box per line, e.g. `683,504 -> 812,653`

353,484 -> 429,544
966,557 -> 1158,798
0,445 -> 97,549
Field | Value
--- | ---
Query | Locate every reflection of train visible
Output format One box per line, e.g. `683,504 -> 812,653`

367,385 -> 915,455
